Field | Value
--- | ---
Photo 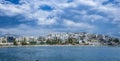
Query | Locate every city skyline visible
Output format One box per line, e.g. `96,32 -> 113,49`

0,0 -> 120,37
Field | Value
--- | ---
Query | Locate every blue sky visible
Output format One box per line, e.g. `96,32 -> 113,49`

0,0 -> 120,37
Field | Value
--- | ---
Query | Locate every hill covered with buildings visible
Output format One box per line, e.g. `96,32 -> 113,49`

0,32 -> 120,46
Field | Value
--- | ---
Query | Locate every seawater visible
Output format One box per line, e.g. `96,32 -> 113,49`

0,46 -> 120,61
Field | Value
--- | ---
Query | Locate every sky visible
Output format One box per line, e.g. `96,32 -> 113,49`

0,0 -> 120,37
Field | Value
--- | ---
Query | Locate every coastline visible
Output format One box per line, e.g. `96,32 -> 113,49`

0,44 -> 115,48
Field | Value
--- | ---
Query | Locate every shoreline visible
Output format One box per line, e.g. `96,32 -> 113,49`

0,44 -> 117,48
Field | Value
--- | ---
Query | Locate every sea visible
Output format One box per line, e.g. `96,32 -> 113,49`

0,46 -> 120,61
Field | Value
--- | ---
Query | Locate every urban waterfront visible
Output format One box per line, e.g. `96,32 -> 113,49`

0,32 -> 120,46
0,46 -> 120,61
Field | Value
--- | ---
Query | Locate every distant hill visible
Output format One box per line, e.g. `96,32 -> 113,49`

0,33 -> 21,38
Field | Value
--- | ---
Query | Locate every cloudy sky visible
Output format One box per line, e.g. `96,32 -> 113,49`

0,0 -> 120,37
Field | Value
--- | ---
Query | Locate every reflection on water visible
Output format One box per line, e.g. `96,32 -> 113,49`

0,46 -> 120,61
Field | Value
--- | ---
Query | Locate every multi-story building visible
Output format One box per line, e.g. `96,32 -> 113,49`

0,37 -> 7,44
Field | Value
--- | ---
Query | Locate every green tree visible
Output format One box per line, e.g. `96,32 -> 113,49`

13,40 -> 17,45
30,41 -> 37,45
21,38 -> 28,45
67,37 -> 77,45
46,39 -> 52,45
13,38 -> 18,45
112,38 -> 119,43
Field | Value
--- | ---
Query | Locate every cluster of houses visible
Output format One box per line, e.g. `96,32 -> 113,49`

0,32 -> 119,46
0,34 -> 15,46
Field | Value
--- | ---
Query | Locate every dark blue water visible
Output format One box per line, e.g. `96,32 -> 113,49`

0,46 -> 120,61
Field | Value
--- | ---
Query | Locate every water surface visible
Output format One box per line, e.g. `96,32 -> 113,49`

0,46 -> 120,61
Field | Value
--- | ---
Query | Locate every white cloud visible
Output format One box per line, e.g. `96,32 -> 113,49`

0,0 -> 120,36
0,4 -> 23,16
0,0 -> 63,25
83,14 -> 108,22
76,0 -> 98,6
37,18 -> 56,25
0,24 -> 53,36
64,20 -> 95,29
0,0 -> 119,24
72,0 -> 120,24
